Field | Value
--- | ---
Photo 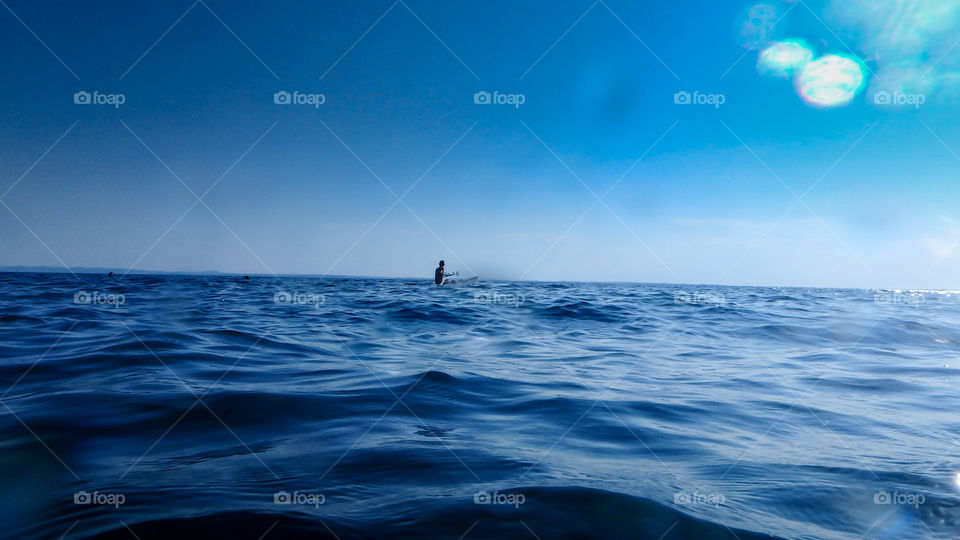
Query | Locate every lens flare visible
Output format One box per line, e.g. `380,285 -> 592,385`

797,55 -> 867,107
828,0 -> 960,101
758,40 -> 814,78
830,0 -> 960,58
737,3 -> 781,49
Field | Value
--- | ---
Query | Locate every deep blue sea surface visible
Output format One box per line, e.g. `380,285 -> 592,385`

1,273 -> 959,539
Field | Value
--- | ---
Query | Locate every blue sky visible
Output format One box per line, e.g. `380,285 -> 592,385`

1,0 -> 959,288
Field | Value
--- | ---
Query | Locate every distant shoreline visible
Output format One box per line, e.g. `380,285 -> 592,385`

0,266 -> 389,280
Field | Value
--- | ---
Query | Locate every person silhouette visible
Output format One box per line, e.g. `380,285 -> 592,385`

434,260 -> 453,285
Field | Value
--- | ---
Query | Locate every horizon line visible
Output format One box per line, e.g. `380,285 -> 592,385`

0,265 -> 948,292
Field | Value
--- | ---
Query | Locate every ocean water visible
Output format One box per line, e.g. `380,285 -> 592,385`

1,273 -> 959,539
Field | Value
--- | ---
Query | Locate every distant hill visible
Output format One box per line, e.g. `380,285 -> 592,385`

0,266 -> 410,280
0,266 -> 227,275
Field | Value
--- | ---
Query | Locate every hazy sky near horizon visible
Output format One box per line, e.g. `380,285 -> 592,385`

1,0 -> 959,288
